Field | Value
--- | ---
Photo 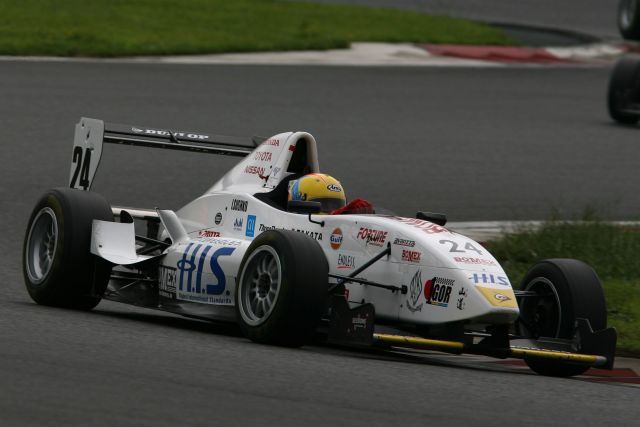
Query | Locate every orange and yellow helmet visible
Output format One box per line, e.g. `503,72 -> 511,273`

288,173 -> 346,213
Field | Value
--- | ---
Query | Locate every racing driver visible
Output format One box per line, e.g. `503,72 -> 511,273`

287,173 -> 374,215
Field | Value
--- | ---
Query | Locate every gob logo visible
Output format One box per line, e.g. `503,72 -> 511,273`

327,184 -> 342,192
330,228 -> 343,250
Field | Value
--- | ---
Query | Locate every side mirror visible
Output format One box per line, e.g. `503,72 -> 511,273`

288,200 -> 322,214
416,211 -> 447,226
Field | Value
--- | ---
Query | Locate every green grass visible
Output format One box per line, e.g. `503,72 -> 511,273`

487,221 -> 640,355
0,0 -> 514,57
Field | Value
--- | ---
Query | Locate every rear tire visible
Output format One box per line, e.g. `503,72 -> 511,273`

235,230 -> 328,347
618,0 -> 640,40
608,56 -> 640,124
518,259 -> 607,377
23,188 -> 113,310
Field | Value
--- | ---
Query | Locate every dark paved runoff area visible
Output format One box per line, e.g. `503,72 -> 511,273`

1,61 -> 639,426
303,0 -> 621,41
1,61 -> 637,223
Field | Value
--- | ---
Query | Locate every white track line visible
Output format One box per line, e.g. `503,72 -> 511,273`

0,42 -> 531,67
0,42 -> 630,66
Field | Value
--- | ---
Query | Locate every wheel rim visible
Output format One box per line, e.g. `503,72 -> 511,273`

521,277 -> 562,338
238,245 -> 282,326
25,207 -> 58,285
621,0 -> 638,29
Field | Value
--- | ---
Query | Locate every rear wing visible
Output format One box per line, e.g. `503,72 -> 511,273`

69,117 -> 260,190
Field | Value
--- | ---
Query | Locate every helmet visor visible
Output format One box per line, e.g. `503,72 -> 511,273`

312,197 -> 346,213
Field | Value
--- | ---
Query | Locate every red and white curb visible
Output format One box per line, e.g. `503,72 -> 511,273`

418,42 -> 629,64
1,41 -> 636,66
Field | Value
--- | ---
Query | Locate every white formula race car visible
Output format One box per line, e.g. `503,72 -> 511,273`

23,118 -> 617,377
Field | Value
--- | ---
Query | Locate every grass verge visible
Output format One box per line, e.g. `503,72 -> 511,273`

487,221 -> 640,356
0,0 -> 514,56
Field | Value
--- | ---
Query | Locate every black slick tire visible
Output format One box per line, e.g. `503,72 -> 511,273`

619,0 -> 640,40
608,56 -> 640,125
235,230 -> 328,347
518,259 -> 607,377
23,188 -> 113,310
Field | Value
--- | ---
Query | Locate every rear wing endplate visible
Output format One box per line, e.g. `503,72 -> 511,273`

69,117 -> 259,190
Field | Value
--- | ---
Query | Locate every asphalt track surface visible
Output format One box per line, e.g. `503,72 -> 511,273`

1,61 -> 639,426
304,0 -> 621,40
3,61 -> 639,222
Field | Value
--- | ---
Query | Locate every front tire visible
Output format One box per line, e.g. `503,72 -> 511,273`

235,230 -> 328,347
518,259 -> 607,377
23,188 -> 113,309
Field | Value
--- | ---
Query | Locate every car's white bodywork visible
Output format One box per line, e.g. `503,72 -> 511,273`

73,117 -> 519,328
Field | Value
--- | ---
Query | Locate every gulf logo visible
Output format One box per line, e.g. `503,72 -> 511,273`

330,228 -> 343,250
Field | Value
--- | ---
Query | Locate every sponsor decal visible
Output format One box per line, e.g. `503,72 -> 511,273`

330,228 -> 343,250
424,277 -> 454,308
253,151 -> 273,162
468,273 -> 510,287
245,215 -> 257,237
158,266 -> 177,299
476,287 -> 518,308
288,144 -> 296,152
401,249 -> 421,263
327,184 -> 342,192
233,217 -> 243,231
130,127 -> 209,140
195,237 -> 242,246
406,270 -> 424,312
264,138 -> 280,147
231,199 -> 248,212
291,228 -> 322,241
176,243 -> 236,305
337,253 -> 355,269
393,237 -> 415,247
214,212 -> 223,225
494,293 -> 511,302
391,217 -> 449,234
244,165 -> 266,176
356,227 -> 388,247
199,230 -> 221,238
352,316 -> 368,329
256,224 -> 322,240
454,256 -> 495,266
272,166 -> 281,178
456,287 -> 467,310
